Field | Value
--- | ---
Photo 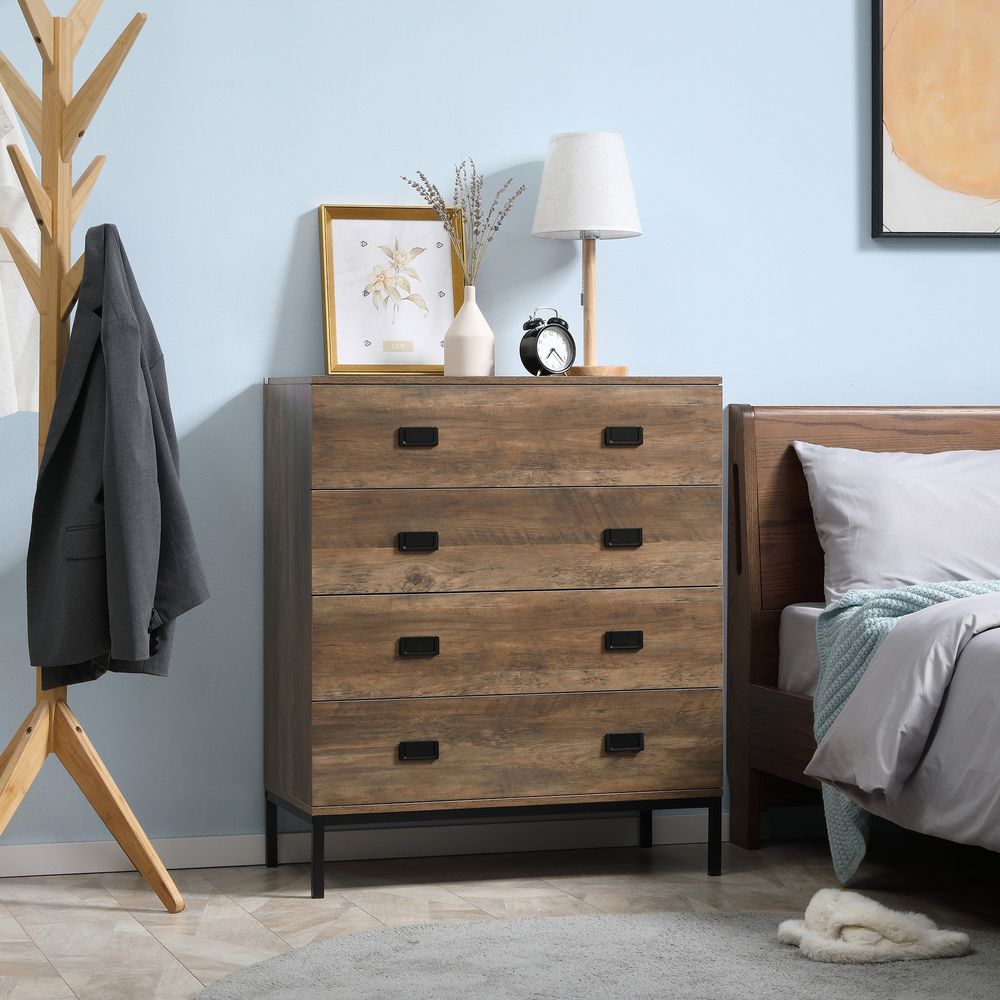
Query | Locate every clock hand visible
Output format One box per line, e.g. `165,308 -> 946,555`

547,348 -> 564,364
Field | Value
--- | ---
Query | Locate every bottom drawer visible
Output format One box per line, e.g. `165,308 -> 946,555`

311,689 -> 721,808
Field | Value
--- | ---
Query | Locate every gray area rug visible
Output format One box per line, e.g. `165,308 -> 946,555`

197,911 -> 999,1000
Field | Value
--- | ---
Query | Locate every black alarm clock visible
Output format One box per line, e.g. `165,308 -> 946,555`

519,308 -> 576,376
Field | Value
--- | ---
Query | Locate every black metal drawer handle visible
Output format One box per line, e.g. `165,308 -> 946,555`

398,426 -> 438,447
398,636 -> 440,657
398,740 -> 439,761
603,527 -> 643,549
604,630 -> 644,651
398,531 -> 439,552
604,426 -> 644,447
605,732 -> 645,754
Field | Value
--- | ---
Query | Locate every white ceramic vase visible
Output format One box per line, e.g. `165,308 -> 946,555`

444,286 -> 495,376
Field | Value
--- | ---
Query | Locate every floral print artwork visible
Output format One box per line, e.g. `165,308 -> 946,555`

324,209 -> 457,368
365,239 -> 429,322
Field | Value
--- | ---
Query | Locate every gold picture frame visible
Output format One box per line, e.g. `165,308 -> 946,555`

319,204 -> 465,374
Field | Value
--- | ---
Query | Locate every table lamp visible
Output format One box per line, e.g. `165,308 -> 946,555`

531,132 -> 641,376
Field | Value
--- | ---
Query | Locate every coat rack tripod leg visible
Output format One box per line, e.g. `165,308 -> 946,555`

52,703 -> 183,912
0,0 -> 183,914
0,705 -> 50,833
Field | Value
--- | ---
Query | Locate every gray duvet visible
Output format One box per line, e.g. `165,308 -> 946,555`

806,592 -> 1000,856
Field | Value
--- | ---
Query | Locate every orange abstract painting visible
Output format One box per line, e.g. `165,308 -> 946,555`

874,0 -> 1000,236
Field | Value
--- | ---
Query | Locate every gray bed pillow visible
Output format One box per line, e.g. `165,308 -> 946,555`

792,440 -> 1000,604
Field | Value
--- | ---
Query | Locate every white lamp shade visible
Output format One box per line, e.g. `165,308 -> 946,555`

532,132 -> 641,240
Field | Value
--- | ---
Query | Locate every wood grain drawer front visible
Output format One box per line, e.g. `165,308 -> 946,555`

312,588 -> 722,700
312,486 -> 721,595
311,689 -> 722,807
311,384 -> 721,489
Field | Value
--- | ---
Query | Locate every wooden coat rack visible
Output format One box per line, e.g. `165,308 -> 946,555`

0,0 -> 183,913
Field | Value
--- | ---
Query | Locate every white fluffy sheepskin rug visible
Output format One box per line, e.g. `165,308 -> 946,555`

779,889 -> 972,964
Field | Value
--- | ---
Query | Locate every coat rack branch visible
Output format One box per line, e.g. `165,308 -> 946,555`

0,227 -> 42,310
62,13 -> 145,159
60,253 -> 84,317
69,0 -> 104,55
16,0 -> 55,68
0,4 -> 182,914
7,145 -> 52,240
0,53 -> 42,148
71,153 -> 105,225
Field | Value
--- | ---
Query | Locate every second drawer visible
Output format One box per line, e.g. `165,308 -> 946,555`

312,588 -> 722,699
311,486 -> 721,594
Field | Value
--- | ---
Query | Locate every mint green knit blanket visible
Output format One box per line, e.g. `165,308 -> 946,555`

814,580 -> 1000,883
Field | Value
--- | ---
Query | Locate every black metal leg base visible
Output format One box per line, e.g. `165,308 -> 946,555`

265,791 -> 724,899
707,797 -> 722,876
638,809 -> 653,848
265,797 -> 278,868
311,817 -> 325,899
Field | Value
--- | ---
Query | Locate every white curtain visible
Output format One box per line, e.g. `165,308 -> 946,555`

0,85 -> 39,417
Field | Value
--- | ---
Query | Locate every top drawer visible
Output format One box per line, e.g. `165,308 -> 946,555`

310,384 -> 721,489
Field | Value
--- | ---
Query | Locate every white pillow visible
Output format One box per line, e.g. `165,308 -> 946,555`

792,440 -> 1000,603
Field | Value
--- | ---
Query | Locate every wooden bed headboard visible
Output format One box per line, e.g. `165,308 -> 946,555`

728,404 -> 1000,683
726,404 -> 1000,847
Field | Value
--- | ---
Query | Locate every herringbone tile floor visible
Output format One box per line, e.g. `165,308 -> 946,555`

1,836 -> 996,999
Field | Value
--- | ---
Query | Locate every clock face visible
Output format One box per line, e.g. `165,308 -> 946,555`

536,325 -> 574,373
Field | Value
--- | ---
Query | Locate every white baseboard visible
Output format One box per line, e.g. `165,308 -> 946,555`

0,810 -> 729,878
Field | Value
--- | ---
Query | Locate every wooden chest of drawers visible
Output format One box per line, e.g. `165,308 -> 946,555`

263,375 -> 723,897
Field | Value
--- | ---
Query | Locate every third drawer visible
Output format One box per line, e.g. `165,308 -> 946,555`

312,587 -> 722,700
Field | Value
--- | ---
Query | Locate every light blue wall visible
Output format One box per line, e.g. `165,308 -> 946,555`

0,0 -> 996,847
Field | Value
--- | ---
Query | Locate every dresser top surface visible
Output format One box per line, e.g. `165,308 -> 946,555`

264,375 -> 722,386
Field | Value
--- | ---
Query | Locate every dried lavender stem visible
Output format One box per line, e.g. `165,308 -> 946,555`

404,158 -> 525,286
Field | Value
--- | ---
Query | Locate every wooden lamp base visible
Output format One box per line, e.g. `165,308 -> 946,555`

568,365 -> 629,377
572,238 -> 627,377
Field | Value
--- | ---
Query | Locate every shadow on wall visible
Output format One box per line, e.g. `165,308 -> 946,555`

476,162 -> 578,369
0,410 -> 41,733
268,211 -> 330,378
154,383 -> 267,836
0,558 -> 35,726
0,384 -> 270,845
267,173 -> 580,380
42,385 -> 264,844
854,0 -> 872,251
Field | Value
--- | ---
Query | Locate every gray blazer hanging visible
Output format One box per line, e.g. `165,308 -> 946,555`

26,224 -> 209,688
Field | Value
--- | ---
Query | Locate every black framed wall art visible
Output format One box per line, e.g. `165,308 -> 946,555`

873,0 -> 1000,238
